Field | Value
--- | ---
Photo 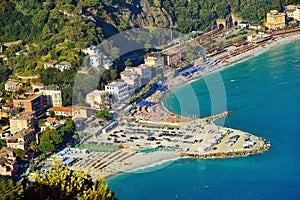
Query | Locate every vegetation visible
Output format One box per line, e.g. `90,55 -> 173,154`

160,0 -> 299,33
0,165 -> 116,200
0,139 -> 6,149
13,148 -> 26,159
0,179 -> 22,200
128,75 -> 160,103
37,118 -> 75,154
95,109 -> 113,120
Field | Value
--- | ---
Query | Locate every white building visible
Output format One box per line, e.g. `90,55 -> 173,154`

86,90 -> 110,109
5,80 -> 23,92
89,55 -> 102,67
55,61 -> 71,71
82,45 -> 99,56
40,85 -> 63,107
286,5 -> 300,21
105,81 -> 129,102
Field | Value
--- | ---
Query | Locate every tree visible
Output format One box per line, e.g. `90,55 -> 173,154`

28,141 -> 37,152
185,44 -> 197,62
22,164 -> 117,200
0,139 -> 6,149
95,109 -> 112,120
14,148 -> 26,159
124,59 -> 132,68
37,142 -> 55,153
0,179 -> 22,200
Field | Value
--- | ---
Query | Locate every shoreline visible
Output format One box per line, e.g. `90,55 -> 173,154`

82,33 -> 298,181
166,33 -> 300,91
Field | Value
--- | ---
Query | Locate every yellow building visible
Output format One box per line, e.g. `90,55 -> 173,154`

144,53 -> 163,67
265,10 -> 286,30
9,112 -> 35,135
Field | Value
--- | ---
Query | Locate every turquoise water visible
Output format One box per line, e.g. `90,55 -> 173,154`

108,41 -> 300,199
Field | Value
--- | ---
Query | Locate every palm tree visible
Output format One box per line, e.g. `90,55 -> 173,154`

28,141 -> 37,152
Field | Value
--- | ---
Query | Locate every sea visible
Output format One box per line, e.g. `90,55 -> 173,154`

108,40 -> 300,200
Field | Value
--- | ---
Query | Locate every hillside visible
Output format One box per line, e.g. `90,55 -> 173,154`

0,0 -> 299,85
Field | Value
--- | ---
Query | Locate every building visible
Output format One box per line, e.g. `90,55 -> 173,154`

40,85 -> 63,108
86,90 -> 110,109
55,61 -> 71,71
249,24 -> 265,31
265,10 -> 286,30
120,69 -> 141,93
82,45 -> 99,56
48,106 -> 73,117
163,53 -> 182,66
286,5 -> 300,21
130,64 -> 153,86
89,55 -> 102,67
44,60 -> 71,71
73,106 -> 97,119
105,81 -> 129,102
0,147 -> 18,177
40,117 -> 64,132
13,94 -> 45,116
144,53 -> 164,67
5,80 -> 23,92
0,103 -> 12,120
9,111 -> 36,135
44,60 -> 58,69
7,128 -> 36,150
247,32 -> 272,43
239,21 -> 249,29
0,44 -> 7,53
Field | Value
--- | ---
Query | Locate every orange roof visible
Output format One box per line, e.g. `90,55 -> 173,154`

46,117 -> 58,123
49,106 -> 72,113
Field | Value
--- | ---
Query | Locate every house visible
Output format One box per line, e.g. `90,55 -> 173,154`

7,128 -> 37,150
55,61 -> 71,71
82,45 -> 99,56
44,60 -> 71,71
13,93 -> 45,116
40,117 -> 64,132
48,106 -> 73,117
40,85 -> 63,108
86,90 -> 110,109
0,147 -> 18,177
44,60 -> 58,69
265,10 -> 286,30
5,80 -> 23,92
89,55 -> 102,67
105,81 -> 129,102
285,5 -> 300,21
9,111 -> 36,135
